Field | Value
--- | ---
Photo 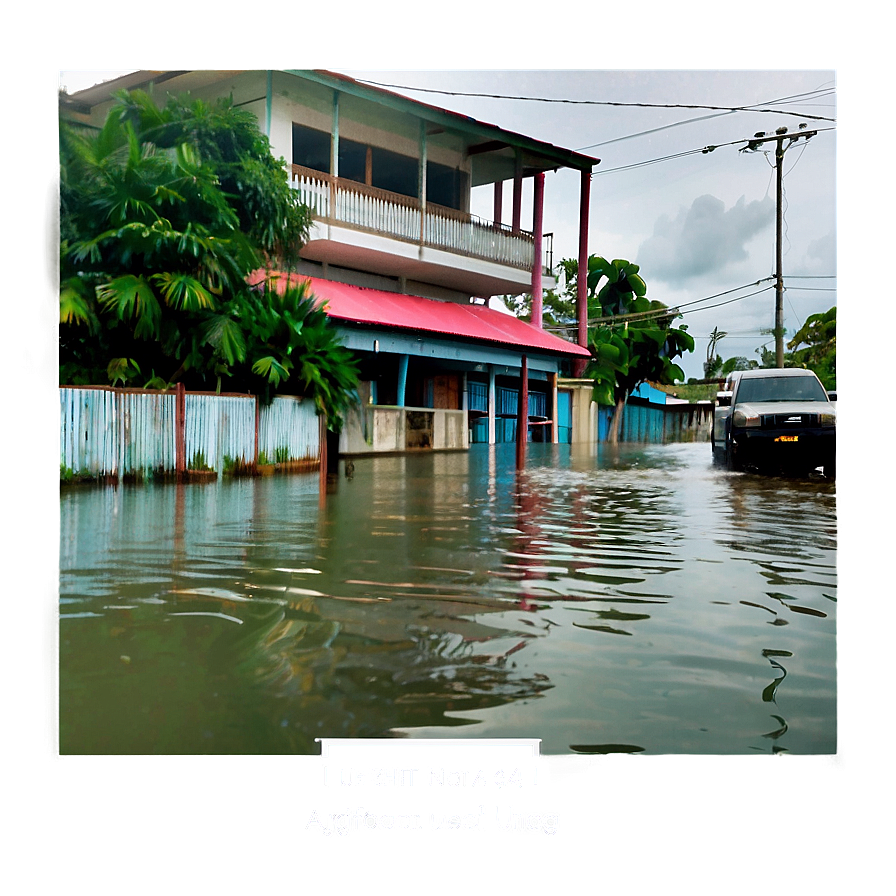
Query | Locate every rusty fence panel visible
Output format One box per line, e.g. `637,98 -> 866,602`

61,387 -> 322,480
118,389 -> 178,475
258,395 -> 321,465
184,393 -> 256,473
61,387 -> 177,477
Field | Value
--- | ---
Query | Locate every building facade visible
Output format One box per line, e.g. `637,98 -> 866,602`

62,70 -> 598,454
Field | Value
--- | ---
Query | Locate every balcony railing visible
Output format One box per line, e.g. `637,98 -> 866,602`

290,164 -> 537,272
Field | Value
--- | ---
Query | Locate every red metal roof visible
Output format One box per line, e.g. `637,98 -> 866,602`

252,272 -> 591,358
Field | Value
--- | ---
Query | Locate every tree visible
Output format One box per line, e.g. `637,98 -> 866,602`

787,306 -> 836,390
60,89 -> 358,423
578,256 -> 694,443
501,257 -> 578,329
704,326 -> 727,378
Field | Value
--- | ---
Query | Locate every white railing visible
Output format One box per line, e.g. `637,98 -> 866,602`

291,165 -> 535,271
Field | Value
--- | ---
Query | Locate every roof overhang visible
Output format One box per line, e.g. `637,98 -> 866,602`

61,69 -> 600,179
249,271 -> 591,360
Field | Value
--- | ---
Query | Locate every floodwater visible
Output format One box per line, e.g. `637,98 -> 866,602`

59,442 -> 836,754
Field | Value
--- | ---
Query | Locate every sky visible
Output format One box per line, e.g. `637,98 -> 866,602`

58,68 -> 837,382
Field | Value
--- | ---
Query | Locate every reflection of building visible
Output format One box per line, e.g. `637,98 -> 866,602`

62,70 -> 595,454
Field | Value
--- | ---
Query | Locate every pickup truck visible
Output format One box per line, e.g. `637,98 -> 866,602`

712,368 -> 836,478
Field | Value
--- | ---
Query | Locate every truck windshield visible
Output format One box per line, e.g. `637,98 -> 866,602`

737,375 -> 828,403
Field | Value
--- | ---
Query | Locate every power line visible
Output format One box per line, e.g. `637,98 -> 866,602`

576,88 -> 835,151
356,79 -> 837,122
591,127 -> 835,176
544,284 -> 776,332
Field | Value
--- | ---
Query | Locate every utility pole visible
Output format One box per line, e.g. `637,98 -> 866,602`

740,125 -> 816,367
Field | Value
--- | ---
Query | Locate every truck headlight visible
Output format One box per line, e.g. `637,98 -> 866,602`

733,409 -> 760,427
819,413 -> 836,427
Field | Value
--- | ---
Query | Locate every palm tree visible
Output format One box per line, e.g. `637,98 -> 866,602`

59,90 -> 358,421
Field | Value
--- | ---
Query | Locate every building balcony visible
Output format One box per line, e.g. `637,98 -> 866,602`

290,165 -> 552,296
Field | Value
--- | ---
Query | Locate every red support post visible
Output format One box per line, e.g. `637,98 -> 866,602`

493,180 -> 503,225
531,172 -> 545,329
175,382 -> 186,481
318,413 -> 328,508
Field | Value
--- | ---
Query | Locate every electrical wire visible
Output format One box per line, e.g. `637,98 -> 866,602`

576,88 -> 835,151
356,79 -> 836,122
591,127 -> 834,176
543,284 -> 776,332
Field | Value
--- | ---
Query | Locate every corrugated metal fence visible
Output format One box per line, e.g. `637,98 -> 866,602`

597,400 -> 713,444
61,386 -> 321,480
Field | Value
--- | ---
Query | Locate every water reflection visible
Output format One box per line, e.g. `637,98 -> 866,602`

59,443 -> 836,754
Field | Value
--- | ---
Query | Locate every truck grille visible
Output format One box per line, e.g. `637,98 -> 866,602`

761,413 -> 818,428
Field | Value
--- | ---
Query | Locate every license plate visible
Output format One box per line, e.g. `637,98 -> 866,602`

775,435 -> 799,442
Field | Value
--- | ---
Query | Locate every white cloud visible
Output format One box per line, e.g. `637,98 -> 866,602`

637,194 -> 775,285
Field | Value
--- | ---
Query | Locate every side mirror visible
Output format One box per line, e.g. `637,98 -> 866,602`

827,391 -> 837,402
716,391 -> 732,407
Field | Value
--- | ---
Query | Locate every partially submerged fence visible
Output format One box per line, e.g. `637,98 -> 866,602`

597,400 -> 713,444
61,386 -> 321,481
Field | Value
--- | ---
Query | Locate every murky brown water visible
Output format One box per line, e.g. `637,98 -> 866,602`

59,442 -> 836,754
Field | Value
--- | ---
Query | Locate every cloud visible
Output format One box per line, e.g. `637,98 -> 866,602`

637,194 -> 774,285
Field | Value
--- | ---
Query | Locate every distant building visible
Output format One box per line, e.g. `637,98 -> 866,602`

62,70 -> 597,454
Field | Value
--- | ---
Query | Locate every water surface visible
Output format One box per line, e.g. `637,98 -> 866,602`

59,442 -> 836,754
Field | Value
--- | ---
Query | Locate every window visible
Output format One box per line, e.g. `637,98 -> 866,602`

427,160 -> 464,210
292,123 -> 330,173
338,138 -> 368,183
370,146 -> 418,198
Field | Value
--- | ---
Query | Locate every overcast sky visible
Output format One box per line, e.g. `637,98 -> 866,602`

59,68 -> 837,381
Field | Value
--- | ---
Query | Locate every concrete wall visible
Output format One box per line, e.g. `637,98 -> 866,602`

340,405 -> 468,455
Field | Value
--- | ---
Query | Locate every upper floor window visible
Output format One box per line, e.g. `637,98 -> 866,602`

292,122 -> 466,211
292,123 -> 330,173
427,161 -> 464,210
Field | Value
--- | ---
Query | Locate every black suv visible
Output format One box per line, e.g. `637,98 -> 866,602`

712,368 -> 836,478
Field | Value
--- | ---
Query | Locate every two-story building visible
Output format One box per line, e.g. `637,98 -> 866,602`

61,70 -> 597,455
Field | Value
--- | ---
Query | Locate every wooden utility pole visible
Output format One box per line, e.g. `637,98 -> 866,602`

740,125 -> 816,367
774,134 -> 785,367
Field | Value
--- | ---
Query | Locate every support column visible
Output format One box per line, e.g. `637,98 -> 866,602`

512,150 -> 523,232
531,171 -> 545,329
318,413 -> 327,509
488,365 -> 497,445
329,91 -> 340,237
549,371 -> 558,444
575,168 -> 592,377
396,354 -> 409,407
175,382 -> 186,482
493,181 -> 503,225
516,355 -> 528,469
419,121 -> 427,246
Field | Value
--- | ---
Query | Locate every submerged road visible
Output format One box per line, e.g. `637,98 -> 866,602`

59,442 -> 836,754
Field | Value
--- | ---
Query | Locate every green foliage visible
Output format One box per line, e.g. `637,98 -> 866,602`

556,255 -> 694,407
721,356 -> 758,375
189,451 -> 213,472
787,306 -> 836,390
507,254 -> 695,434
60,89 -> 357,423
